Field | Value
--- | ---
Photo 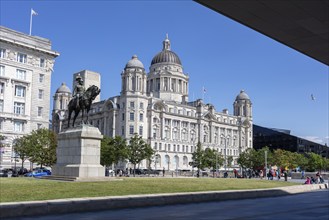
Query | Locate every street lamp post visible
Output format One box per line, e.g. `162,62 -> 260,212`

221,135 -> 228,171
175,155 -> 178,177
155,154 -> 158,171
265,150 -> 268,180
224,138 -> 227,171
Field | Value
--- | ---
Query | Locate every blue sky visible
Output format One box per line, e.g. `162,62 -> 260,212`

1,0 -> 328,145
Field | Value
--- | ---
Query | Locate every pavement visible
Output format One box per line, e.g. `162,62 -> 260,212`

10,189 -> 329,220
0,180 -> 327,219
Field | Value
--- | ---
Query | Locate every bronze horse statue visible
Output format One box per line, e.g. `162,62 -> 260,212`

67,85 -> 100,128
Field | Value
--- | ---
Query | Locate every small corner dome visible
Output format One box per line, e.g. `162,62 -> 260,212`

125,55 -> 144,69
236,90 -> 250,100
56,82 -> 71,94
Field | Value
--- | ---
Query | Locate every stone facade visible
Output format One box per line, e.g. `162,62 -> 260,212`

53,36 -> 253,171
0,26 -> 59,169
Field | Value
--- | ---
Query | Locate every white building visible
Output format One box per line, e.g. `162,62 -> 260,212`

53,36 -> 252,171
0,26 -> 59,169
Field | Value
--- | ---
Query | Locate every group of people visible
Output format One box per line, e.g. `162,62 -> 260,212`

304,172 -> 325,184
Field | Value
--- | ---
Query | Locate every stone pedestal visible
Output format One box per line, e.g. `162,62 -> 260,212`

52,125 -> 105,178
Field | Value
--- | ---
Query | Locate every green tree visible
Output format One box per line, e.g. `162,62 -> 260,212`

26,128 -> 57,168
191,142 -> 205,177
126,134 -> 154,176
294,153 -> 308,170
306,152 -> 324,172
203,148 -> 224,177
237,148 -> 256,170
13,136 -> 31,171
253,147 -> 273,170
101,136 -> 128,168
323,158 -> 329,171
227,156 -> 233,169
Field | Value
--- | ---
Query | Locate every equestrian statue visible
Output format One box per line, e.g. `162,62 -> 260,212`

67,74 -> 100,128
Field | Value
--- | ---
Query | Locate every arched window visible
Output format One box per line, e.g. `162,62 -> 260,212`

132,76 -> 136,90
174,155 -> 179,170
183,156 -> 188,166
155,154 -> 161,168
203,126 -> 209,143
165,155 -> 170,170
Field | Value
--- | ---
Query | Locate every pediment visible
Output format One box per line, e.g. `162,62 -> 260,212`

203,111 -> 217,121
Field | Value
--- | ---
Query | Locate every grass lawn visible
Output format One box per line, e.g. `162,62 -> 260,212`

0,177 -> 298,203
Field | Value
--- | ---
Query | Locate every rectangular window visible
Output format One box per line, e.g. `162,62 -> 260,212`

139,102 -> 144,109
0,82 -> 4,94
16,69 -> 26,80
0,118 -> 3,130
0,65 -> 5,76
159,143 -> 162,151
139,113 -> 143,121
121,126 -> 124,135
15,85 -> 25,97
0,100 -> 3,112
38,89 -> 44,99
0,48 -> 5,58
122,113 -> 125,121
38,107 -> 43,117
130,101 -> 134,108
129,112 -> 134,121
40,58 -> 45,67
17,53 -> 27,63
39,74 -> 44,83
37,123 -> 42,129
14,121 -> 24,132
129,125 -> 134,135
14,102 -> 25,115
139,126 -> 143,136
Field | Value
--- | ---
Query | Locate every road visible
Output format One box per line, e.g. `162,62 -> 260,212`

7,189 -> 328,220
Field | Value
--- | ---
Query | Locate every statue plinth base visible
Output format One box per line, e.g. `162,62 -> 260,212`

52,124 -> 105,178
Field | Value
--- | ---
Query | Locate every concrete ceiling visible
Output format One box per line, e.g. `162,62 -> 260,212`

195,0 -> 329,66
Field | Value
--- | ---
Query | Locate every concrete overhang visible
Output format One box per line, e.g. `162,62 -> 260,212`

195,0 -> 329,66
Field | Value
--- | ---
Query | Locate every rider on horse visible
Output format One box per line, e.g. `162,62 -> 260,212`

72,74 -> 85,109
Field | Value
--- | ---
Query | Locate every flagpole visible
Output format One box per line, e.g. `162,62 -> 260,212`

29,9 -> 33,35
202,86 -> 205,101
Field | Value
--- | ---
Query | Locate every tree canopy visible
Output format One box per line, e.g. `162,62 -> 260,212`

101,136 -> 128,167
12,128 -> 57,168
126,134 -> 154,176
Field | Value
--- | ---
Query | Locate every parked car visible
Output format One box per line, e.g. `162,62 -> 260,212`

133,169 -> 145,175
143,169 -> 160,175
18,168 -> 29,175
0,169 -> 8,177
33,168 -> 51,175
24,169 -> 51,177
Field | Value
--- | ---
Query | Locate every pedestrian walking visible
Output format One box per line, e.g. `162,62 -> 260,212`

276,170 -> 281,180
259,170 -> 264,179
301,170 -> 305,179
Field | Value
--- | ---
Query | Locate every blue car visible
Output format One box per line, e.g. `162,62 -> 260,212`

24,169 -> 51,177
